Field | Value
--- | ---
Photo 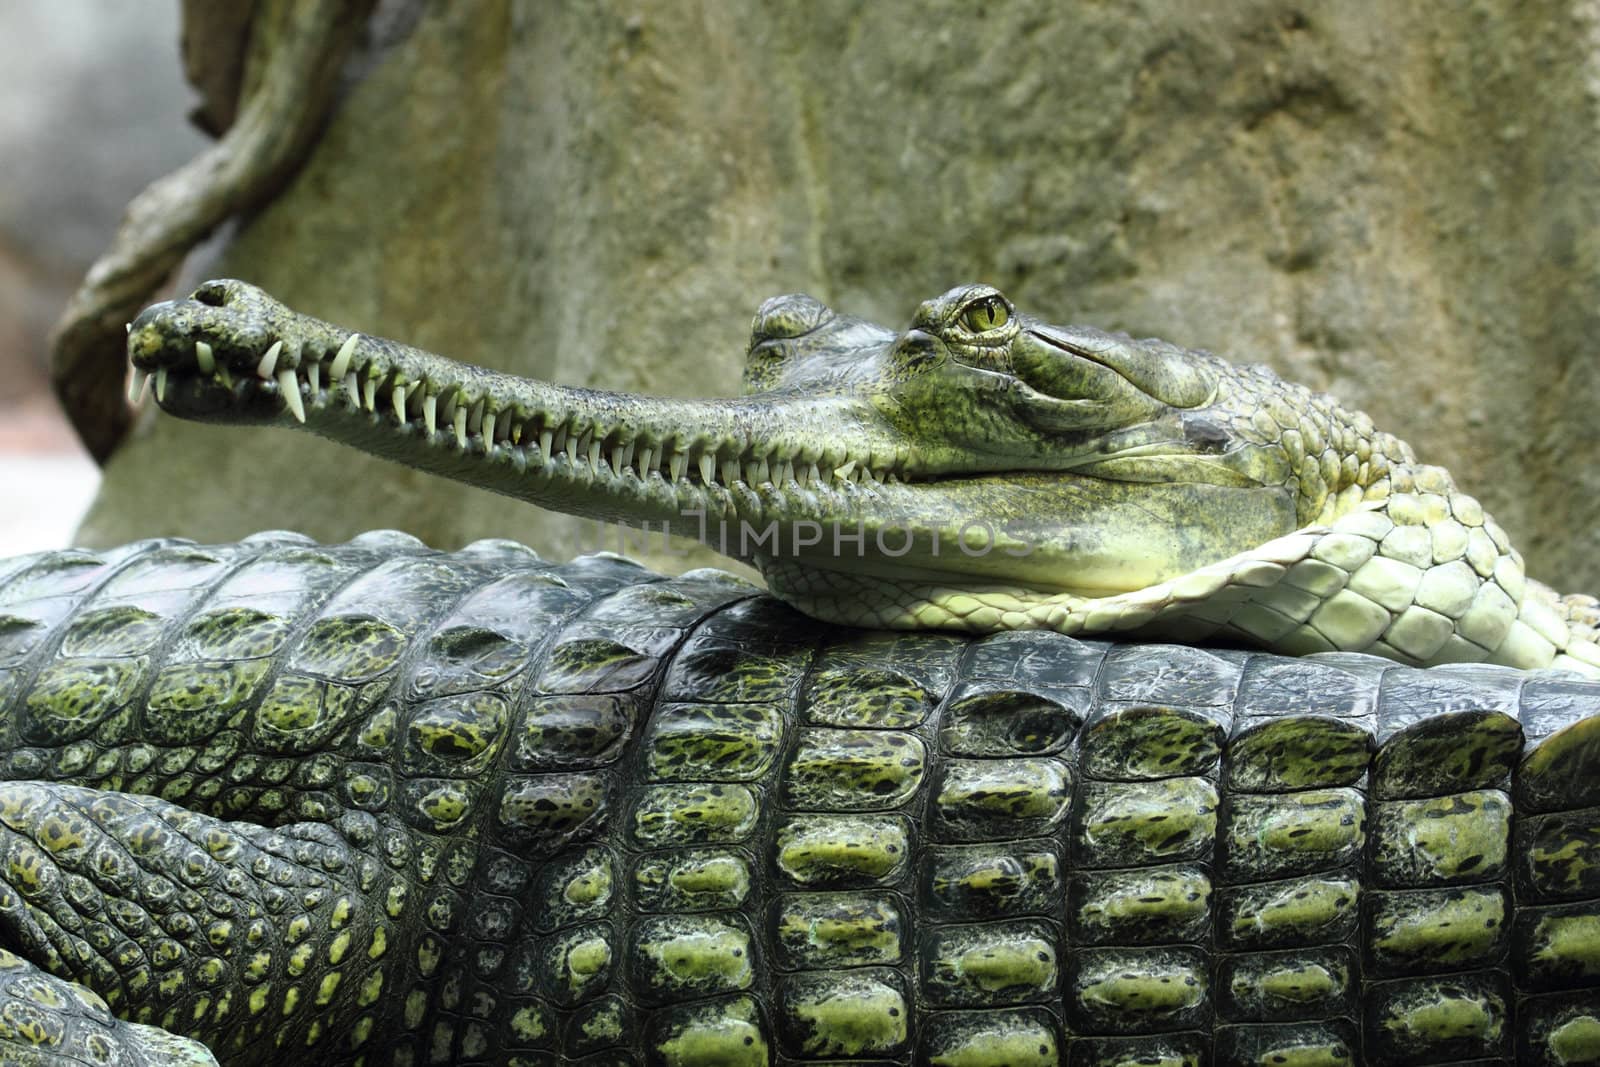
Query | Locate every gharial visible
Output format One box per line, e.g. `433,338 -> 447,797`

0,281 -> 1588,1065
127,280 -> 1600,677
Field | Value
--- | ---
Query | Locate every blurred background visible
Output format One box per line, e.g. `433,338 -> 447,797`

0,4 -> 204,554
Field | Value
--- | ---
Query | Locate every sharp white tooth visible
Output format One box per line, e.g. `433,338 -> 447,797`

195,341 -> 215,374
256,340 -> 282,380
362,377 -> 377,412
279,369 -> 305,423
511,421 -> 523,444
306,363 -> 320,396
574,426 -> 593,456
343,372 -> 359,403
610,445 -> 624,475
778,461 -> 794,485
423,394 -> 437,435
454,407 -> 468,449
483,411 -> 497,445
328,334 -> 358,380
806,463 -> 821,487
638,446 -> 656,477
699,454 -> 716,485
392,384 -> 409,421
721,459 -> 739,485
538,429 -> 553,462
671,452 -> 687,483
550,424 -> 568,455
620,441 -> 635,472
155,368 -> 168,403
754,457 -> 769,484
834,459 -> 857,482
128,367 -> 149,404
588,439 -> 603,474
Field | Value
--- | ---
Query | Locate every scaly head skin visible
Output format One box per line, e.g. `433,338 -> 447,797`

127,279 -> 1600,676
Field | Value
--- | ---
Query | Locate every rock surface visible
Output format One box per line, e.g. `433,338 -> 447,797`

80,0 -> 1600,597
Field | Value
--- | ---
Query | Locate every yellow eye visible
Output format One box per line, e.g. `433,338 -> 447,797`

960,295 -> 1009,333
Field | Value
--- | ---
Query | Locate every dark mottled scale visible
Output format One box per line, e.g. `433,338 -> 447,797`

923,841 -> 1064,921
938,680 -> 1087,757
1080,644 -> 1243,780
1518,676 -> 1600,812
1226,655 -> 1379,792
781,727 -> 925,809
801,629 -> 965,728
940,630 -> 1102,759
769,890 -> 905,969
1371,665 -> 1524,799
644,702 -> 784,783
1219,788 -> 1366,880
1371,790 -> 1510,887
1518,989 -> 1600,1067
919,1008 -> 1063,1067
1067,863 -> 1211,946
632,848 -> 752,913
1364,885 -> 1509,977
1213,1020 -> 1359,1066
1513,805 -> 1600,902
1363,972 -> 1512,1065
931,756 -> 1071,840
1216,945 -> 1356,1021
1070,776 -> 1218,868
658,596 -> 819,705
1511,898 -> 1600,992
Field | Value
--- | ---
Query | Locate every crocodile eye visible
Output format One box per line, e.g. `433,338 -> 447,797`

959,295 -> 1010,333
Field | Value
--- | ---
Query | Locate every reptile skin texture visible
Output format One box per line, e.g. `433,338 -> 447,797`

0,532 -> 1594,1065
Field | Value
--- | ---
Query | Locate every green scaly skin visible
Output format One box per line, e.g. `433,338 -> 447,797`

0,534 -> 1596,1065
126,280 -> 1600,677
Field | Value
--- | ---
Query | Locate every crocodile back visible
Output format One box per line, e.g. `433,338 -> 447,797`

0,535 -> 1596,1066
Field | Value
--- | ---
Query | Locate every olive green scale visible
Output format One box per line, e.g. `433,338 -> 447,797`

0,536 -> 1596,1066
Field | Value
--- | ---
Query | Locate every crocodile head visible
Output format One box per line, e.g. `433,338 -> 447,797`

128,279 -> 1427,642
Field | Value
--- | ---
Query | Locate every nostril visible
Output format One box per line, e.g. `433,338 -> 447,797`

192,282 -> 228,307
